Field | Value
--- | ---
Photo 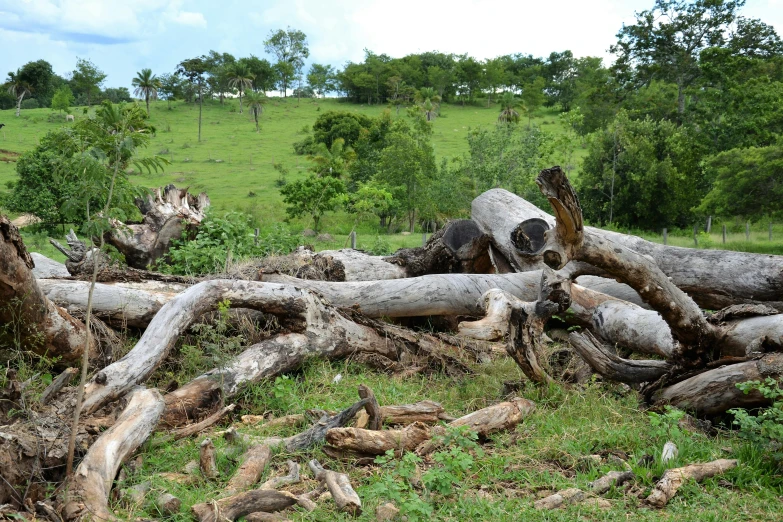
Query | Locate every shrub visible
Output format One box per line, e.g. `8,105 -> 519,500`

21,98 -> 40,109
729,378 -> 783,466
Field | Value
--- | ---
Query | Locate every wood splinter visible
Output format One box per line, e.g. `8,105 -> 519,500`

308,459 -> 362,516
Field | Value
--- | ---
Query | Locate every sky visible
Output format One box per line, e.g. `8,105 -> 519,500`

1,0 -> 782,90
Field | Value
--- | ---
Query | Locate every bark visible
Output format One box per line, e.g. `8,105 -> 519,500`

259,460 -> 300,490
30,253 -> 69,278
589,470 -> 634,494
155,492 -> 182,515
191,489 -> 298,522
0,216 -> 96,366
325,422 -> 431,456
40,367 -> 78,405
473,188 -> 783,311
533,488 -> 585,510
61,387 -> 164,522
105,184 -> 210,269
644,459 -> 737,508
167,403 -> 235,440
225,445 -> 271,495
569,331 -> 673,384
358,384 -> 382,430
380,400 -> 450,425
199,438 -> 218,479
308,459 -> 362,516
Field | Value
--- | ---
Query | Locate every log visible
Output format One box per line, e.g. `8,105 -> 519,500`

308,460 -> 362,516
245,513 -> 290,522
380,400 -> 450,425
225,445 -> 271,495
61,387 -> 165,521
155,492 -> 181,516
168,403 -> 235,441
302,249 -> 406,281
569,331 -> 672,384
81,280 -> 471,416
0,216 -> 95,366
473,188 -> 783,311
644,459 -> 737,508
533,488 -> 585,510
30,252 -> 69,278
191,489 -> 298,522
40,367 -> 78,405
325,422 -> 431,456
589,470 -> 634,494
106,184 -> 210,269
199,438 -> 218,479
358,384 -> 382,431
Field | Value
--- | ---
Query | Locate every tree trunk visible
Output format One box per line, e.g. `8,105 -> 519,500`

0,216 -> 96,366
472,188 -> 783,310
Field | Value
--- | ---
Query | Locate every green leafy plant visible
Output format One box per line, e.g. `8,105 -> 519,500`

365,235 -> 392,256
730,378 -> 783,464
648,405 -> 686,441
177,299 -> 244,380
366,450 -> 433,522
422,425 -> 483,495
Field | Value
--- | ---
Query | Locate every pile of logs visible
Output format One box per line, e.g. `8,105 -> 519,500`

1,169 -> 781,518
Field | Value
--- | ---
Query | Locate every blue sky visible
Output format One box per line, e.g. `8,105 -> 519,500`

1,0 -> 781,90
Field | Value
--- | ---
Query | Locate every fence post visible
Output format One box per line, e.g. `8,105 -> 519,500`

746,222 -> 750,242
722,224 -> 726,244
770,222 -> 773,241
706,216 -> 712,233
350,231 -> 356,249
693,225 -> 698,247
663,228 -> 668,246
254,228 -> 259,246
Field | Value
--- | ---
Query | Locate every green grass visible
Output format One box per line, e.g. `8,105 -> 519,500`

117,357 -> 782,521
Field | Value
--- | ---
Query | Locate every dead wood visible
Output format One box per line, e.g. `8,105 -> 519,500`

199,438 -> 218,479
473,187 -> 783,311
191,489 -> 298,522
0,216 -> 95,366
325,422 -> 431,457
589,470 -> 634,494
417,398 -> 536,455
644,459 -> 737,508
357,384 -> 382,430
273,399 -> 370,452
155,492 -> 181,516
308,459 -> 362,516
569,331 -> 672,384
259,461 -> 300,490
105,184 -> 210,269
167,403 -> 235,441
379,400 -> 450,425
40,368 -> 78,405
245,513 -> 291,522
533,488 -> 585,509
60,387 -> 164,522
225,445 -> 271,495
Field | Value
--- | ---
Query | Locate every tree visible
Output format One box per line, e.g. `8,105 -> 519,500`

203,50 -> 236,104
483,57 -> 507,107
157,73 -> 184,109
71,58 -> 106,107
308,138 -> 356,178
264,27 -> 309,97
132,68 -> 161,117
4,70 -> 32,117
244,90 -> 267,132
51,85 -> 74,115
610,0 -> 780,115
17,59 -> 57,108
227,62 -> 254,114
520,77 -> 545,128
307,63 -> 337,98
312,111 -> 373,148
416,87 -> 440,121
455,55 -> 483,105
699,144 -> 783,220
497,92 -> 523,124
177,57 -> 209,142
280,174 -> 345,232
244,55 -> 277,93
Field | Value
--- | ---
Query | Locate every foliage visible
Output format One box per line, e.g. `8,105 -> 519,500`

280,173 -> 346,232
366,451 -> 433,522
729,378 -> 783,465
51,85 -> 74,114
71,57 -> 107,107
699,144 -> 783,221
422,426 -> 484,495
578,111 -> 704,229
132,68 -> 161,117
178,299 -> 245,380
648,405 -> 686,441
307,63 -> 338,97
365,235 -> 392,255
264,27 -> 309,96
312,110 -> 373,148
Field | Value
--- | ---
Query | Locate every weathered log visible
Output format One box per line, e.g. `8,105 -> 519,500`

308,459 -> 362,516
380,400 -> 450,425
61,387 -> 164,522
106,184 -> 210,269
358,384 -> 382,431
569,331 -> 672,384
533,488 -> 585,510
653,352 -> 783,416
269,399 -> 370,452
191,489 -> 298,522
301,248 -> 407,281
225,445 -> 271,495
155,492 -> 182,516
473,188 -> 783,311
82,280 -> 472,416
0,216 -> 96,366
199,438 -> 218,479
644,459 -> 737,508
30,252 -> 69,278
259,460 -> 300,490
417,398 -> 536,455
325,422 -> 431,456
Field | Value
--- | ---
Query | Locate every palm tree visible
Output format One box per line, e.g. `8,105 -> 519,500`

308,138 -> 356,177
244,90 -> 267,132
416,87 -> 441,121
5,71 -> 32,117
497,92 -> 523,124
228,63 -> 255,114
132,68 -> 161,117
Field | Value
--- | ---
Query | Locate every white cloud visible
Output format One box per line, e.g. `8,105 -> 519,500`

169,10 -> 206,27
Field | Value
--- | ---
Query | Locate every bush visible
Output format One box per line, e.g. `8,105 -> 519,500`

729,378 -> 783,466
21,98 -> 40,109
292,135 -> 316,155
